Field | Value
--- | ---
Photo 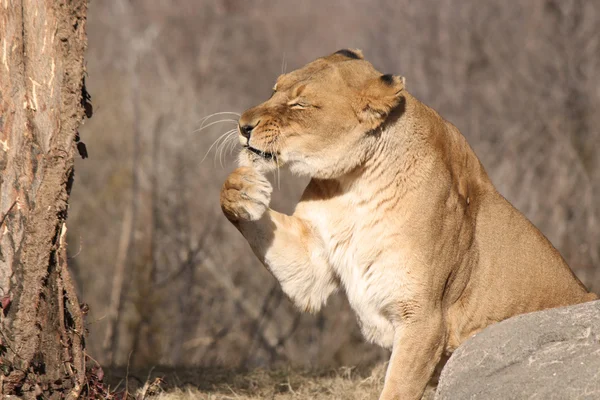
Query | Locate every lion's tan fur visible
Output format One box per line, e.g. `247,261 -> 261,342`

220,49 -> 597,400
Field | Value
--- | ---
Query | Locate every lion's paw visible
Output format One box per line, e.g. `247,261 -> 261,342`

220,167 -> 272,222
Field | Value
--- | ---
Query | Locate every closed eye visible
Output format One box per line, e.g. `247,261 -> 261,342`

287,99 -> 312,109
288,102 -> 308,109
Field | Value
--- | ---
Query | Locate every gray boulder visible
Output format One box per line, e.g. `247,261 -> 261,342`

435,300 -> 600,400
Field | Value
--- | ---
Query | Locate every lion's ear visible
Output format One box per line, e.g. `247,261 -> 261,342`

355,74 -> 405,131
332,49 -> 364,60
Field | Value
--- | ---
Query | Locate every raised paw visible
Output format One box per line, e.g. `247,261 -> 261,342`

220,167 -> 272,222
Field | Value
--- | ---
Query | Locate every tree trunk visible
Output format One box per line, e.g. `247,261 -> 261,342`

0,1 -> 89,398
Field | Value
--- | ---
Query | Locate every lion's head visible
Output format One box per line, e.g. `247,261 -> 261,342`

237,49 -> 405,179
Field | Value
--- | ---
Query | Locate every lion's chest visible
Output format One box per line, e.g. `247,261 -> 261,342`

309,198 -> 404,349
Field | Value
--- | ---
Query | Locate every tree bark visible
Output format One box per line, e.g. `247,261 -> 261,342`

0,1 -> 88,398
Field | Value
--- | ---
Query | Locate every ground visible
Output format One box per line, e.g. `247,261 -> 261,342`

105,364 -> 386,399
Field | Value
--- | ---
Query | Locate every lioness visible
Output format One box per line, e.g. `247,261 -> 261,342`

219,49 -> 597,400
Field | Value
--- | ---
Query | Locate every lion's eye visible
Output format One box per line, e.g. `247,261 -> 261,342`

288,101 -> 309,109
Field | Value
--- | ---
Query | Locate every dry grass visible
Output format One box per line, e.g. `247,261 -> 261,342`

107,364 -> 387,400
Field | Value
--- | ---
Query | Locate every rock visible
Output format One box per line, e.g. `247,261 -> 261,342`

435,300 -> 600,400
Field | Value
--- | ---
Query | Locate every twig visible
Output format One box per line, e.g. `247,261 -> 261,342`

0,329 -> 24,361
84,351 -> 101,368
225,384 -> 241,399
68,234 -> 83,259
0,201 -> 17,229
125,350 -> 133,398
241,283 -> 279,367
199,251 -> 281,350
103,205 -> 133,365
286,376 -> 297,395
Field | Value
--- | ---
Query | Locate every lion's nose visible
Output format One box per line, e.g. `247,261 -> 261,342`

239,123 -> 255,140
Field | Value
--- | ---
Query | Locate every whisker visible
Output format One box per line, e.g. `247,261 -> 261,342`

192,112 -> 239,137
193,119 -> 238,134
195,111 -> 241,126
215,130 -> 236,168
201,129 -> 237,163
276,148 -> 281,190
209,131 -> 235,166
216,130 -> 239,168
214,134 -> 230,167
267,140 -> 281,190
226,134 -> 239,156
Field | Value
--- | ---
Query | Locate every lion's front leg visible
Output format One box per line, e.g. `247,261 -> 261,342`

220,167 -> 338,312
380,306 -> 445,400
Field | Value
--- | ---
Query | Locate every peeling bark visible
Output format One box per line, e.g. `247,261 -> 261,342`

0,1 -> 89,398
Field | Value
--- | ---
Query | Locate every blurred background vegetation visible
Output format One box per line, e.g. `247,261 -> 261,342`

69,0 -> 599,372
